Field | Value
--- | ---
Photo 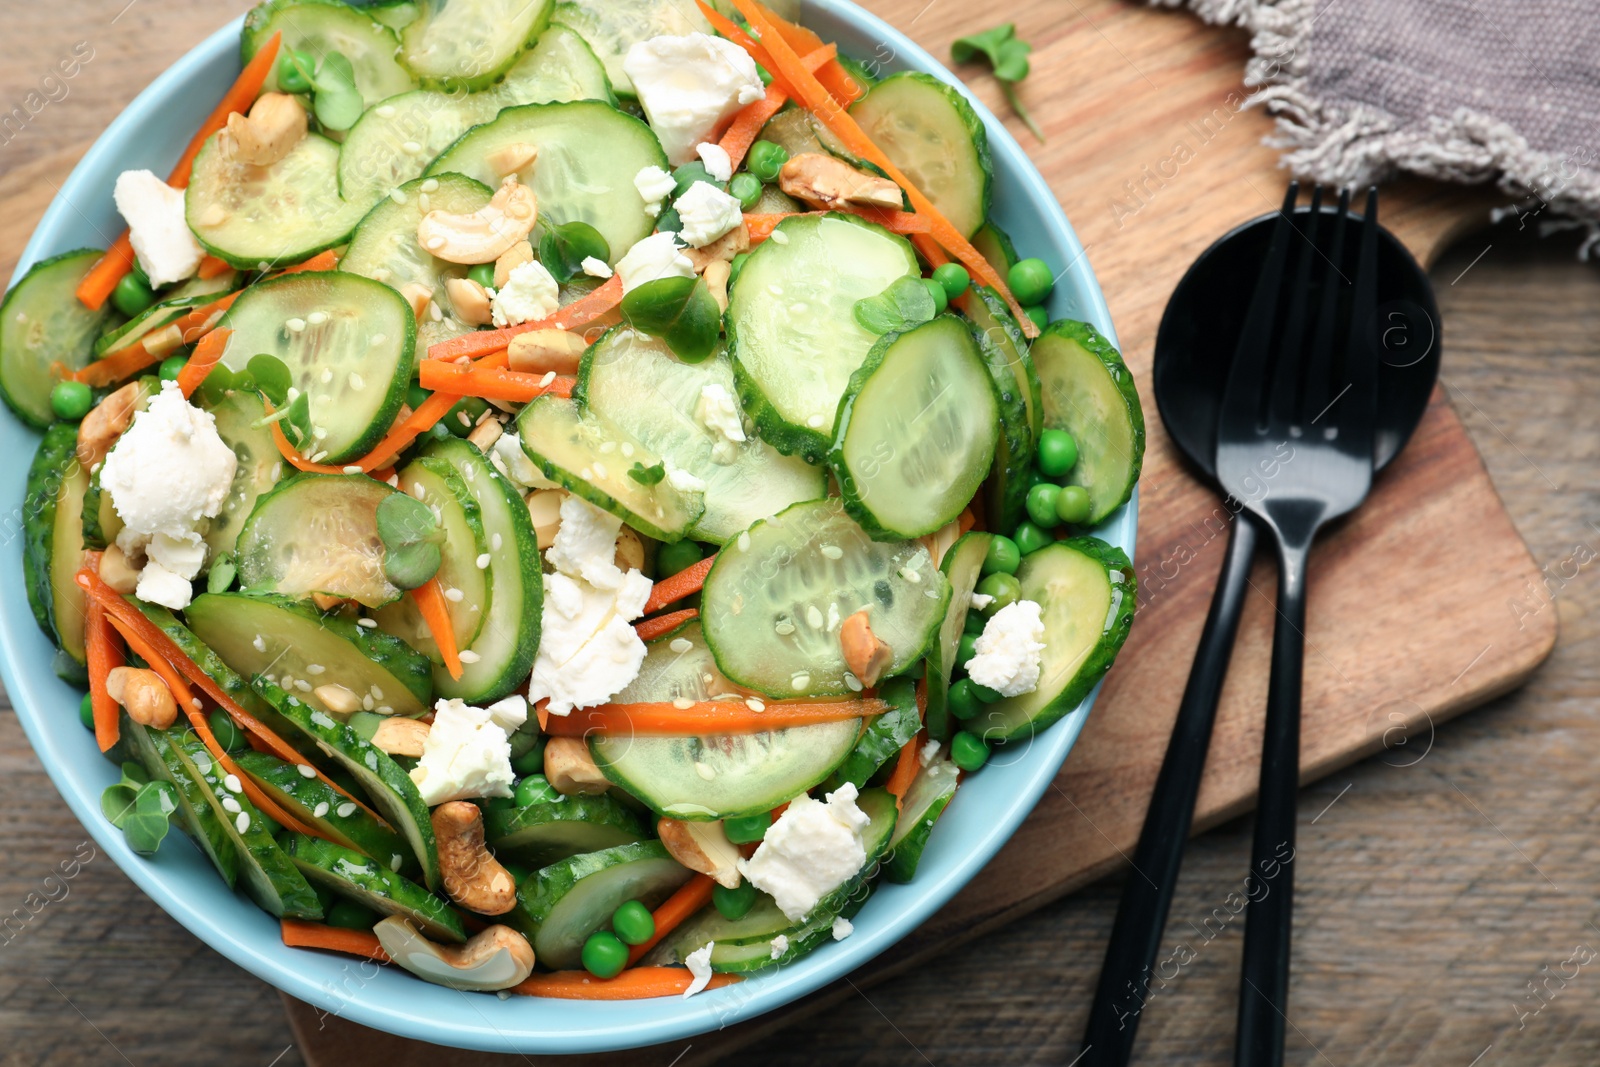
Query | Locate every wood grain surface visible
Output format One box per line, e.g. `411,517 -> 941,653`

0,1 -> 1590,1065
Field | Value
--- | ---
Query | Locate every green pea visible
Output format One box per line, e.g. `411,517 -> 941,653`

111,272 -> 155,318
1012,521 -> 1051,556
970,681 -> 1001,703
922,276 -> 948,314
655,538 -> 704,579
325,899 -> 381,931
514,774 -> 559,808
50,380 -> 92,422
1023,305 -> 1049,332
746,140 -> 789,183
1056,484 -> 1092,525
1008,257 -> 1055,305
947,678 -> 983,720
1025,483 -> 1062,529
277,50 -> 315,94
982,534 -> 1019,576
951,730 -> 990,771
1036,428 -> 1079,477
975,572 -> 1021,612
78,691 -> 95,730
963,608 -> 986,635
724,810 -> 771,844
467,263 -> 496,289
209,709 -> 246,753
581,930 -> 629,978
729,172 -> 763,211
611,900 -> 656,946
957,632 -> 979,668
932,263 -> 970,299
158,355 -> 188,382
713,879 -> 759,921
729,252 -> 750,286
510,739 -> 546,777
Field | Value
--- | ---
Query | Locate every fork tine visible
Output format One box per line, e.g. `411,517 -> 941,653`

1333,188 -> 1382,443
1301,188 -> 1352,429
1263,185 -> 1324,429
1217,183 -> 1299,435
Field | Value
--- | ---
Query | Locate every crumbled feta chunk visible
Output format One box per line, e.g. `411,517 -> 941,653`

489,432 -> 559,490
616,232 -> 694,294
769,934 -> 789,959
408,698 -> 517,805
633,164 -> 677,217
134,560 -> 195,610
546,493 -> 624,590
969,592 -> 994,610
695,383 -> 746,464
696,142 -> 734,182
675,181 -> 744,248
919,739 -> 942,767
683,941 -> 716,998
580,256 -> 613,279
483,694 -> 528,735
113,169 -> 203,286
624,34 -> 765,164
964,599 -> 1046,697
737,783 -> 870,922
490,259 -> 559,328
831,917 -> 854,941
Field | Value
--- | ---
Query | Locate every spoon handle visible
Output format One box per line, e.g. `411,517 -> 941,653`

1080,513 -> 1259,1066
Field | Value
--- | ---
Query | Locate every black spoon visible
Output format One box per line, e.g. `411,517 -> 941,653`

1079,195 -> 1440,1066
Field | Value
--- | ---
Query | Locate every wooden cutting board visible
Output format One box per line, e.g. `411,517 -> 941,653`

0,0 -> 1535,1061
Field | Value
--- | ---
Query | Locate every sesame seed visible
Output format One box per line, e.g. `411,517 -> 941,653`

844,673 -> 864,692
349,372 -> 365,390
403,140 -> 423,154
899,566 -> 921,583
736,532 -> 751,552
286,317 -> 306,333
418,193 -> 430,212
295,679 -> 313,693
412,482 -> 427,499
389,188 -> 408,204
669,638 -> 692,653
363,694 -> 375,711
308,311 -> 328,326
540,371 -> 556,387
222,797 -> 241,814
377,706 -> 393,714
820,544 -> 843,560
429,301 -> 443,322
235,812 -> 251,833
357,618 -> 377,628
425,235 -> 446,251
336,803 -> 357,818
791,673 -> 810,691
745,697 -> 765,712
420,178 -> 439,193
621,442 -> 635,457
694,761 -> 716,781
673,697 -> 694,710
770,230 -> 790,245
491,533 -> 503,551
310,450 -> 329,462
371,686 -> 384,700
806,605 -> 823,629
224,774 -> 242,793
807,414 -> 824,428
313,802 -> 330,818
319,367 -> 333,384
343,465 -> 362,474
377,105 -> 396,118
443,587 -> 464,602
774,620 -> 795,635
306,664 -> 325,675
476,553 -> 491,569
458,650 -> 481,664
252,634 -> 267,652
296,764 -> 317,779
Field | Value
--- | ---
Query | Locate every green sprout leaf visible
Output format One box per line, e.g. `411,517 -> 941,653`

854,275 -> 937,335
135,779 -> 179,819
538,221 -> 611,284
628,461 -> 666,486
620,276 -> 721,365
314,85 -> 364,132
246,354 -> 292,407
101,783 -> 139,829
951,24 -> 1043,142
376,492 -> 444,590
207,555 -> 238,594
122,812 -> 171,856
313,51 -> 357,93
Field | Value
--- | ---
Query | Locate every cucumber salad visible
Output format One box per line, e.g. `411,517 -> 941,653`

7,0 -> 1143,1002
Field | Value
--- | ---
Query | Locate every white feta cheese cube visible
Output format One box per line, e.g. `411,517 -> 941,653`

616,232 -> 694,294
964,599 -> 1046,697
623,34 -> 765,164
113,169 -> 204,286
675,181 -> 744,248
490,259 -> 560,328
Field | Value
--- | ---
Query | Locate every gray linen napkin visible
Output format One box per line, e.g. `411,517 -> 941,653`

1161,0 -> 1600,245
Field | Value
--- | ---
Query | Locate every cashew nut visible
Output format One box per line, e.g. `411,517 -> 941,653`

310,592 -> 354,613
141,321 -> 186,360
657,818 -> 742,888
684,222 -> 749,273
484,141 -> 539,179
397,283 -> 434,324
526,489 -> 565,550
493,240 -> 535,289
98,544 -> 141,595
466,415 -> 503,452
840,608 -> 893,688
543,736 -> 610,795
416,176 -> 538,265
312,683 -> 363,714
702,259 -> 731,314
506,329 -> 585,375
221,93 -> 307,167
77,381 -> 145,467
614,527 -> 645,573
106,666 -> 178,728
371,717 -> 431,758
444,277 -> 493,327
374,916 -> 535,991
778,153 -> 904,211
431,801 -> 518,915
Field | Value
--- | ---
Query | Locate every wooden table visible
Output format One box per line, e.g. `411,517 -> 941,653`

3,2 -> 1598,1064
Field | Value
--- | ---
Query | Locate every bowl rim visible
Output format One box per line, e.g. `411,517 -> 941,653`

1,0 -> 1134,1052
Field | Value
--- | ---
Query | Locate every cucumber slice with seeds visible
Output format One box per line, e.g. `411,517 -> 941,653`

828,675 -> 921,790
550,0 -> 711,97
236,473 -> 406,609
969,286 -> 1041,445
700,498 -> 950,698
1032,320 -> 1145,525
201,390 -> 281,568
970,537 -> 1136,742
81,465 -> 122,553
483,785 -> 644,867
339,105 -> 497,225
885,755 -> 960,882
728,213 -> 919,462
234,750 -> 410,871
849,72 -> 991,238
497,23 -> 614,106
924,531 -> 991,740
399,0 -> 555,90
828,315 -> 1000,540
281,834 -> 464,942
22,424 -> 88,658
243,0 -> 416,109
972,220 -> 1018,278
1,249 -> 119,428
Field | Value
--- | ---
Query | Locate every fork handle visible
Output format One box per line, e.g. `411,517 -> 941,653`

1079,513 -> 1259,1066
1235,538 -> 1311,1067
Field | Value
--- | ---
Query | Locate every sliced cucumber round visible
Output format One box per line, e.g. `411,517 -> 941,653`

829,315 -> 999,540
81,465 -> 122,553
700,498 -> 949,698
1032,320 -> 1145,525
134,600 -> 300,737
185,591 -> 434,718
236,473 -> 406,609
849,72 -> 992,237
337,95 -> 497,211
967,288 -> 1040,532
576,328 -> 826,544
972,537 -> 1136,742
483,785 -> 644,868
885,755 -> 960,883
234,750 -> 410,871
1,249 -> 118,428
95,291 -> 212,358
281,833 -> 464,942
201,390 -> 281,568
971,220 -> 1018,278
419,437 -> 542,702
514,393 -> 702,541
610,617 -> 734,705
496,23 -> 614,106
728,214 -> 919,462
22,424 -> 83,651
399,0 -> 554,90
372,458 -> 488,657
216,271 -> 415,464
510,840 -> 692,969
244,0 -> 417,108
186,133 -> 368,269
131,720 -> 240,889
428,101 -> 665,261
924,531 -> 991,740
550,0 -> 711,97
828,675 -> 921,791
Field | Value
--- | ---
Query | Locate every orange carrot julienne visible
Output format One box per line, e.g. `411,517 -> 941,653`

642,554 -> 715,614
85,593 -> 124,753
541,697 -> 888,737
957,507 -> 976,535
197,255 -> 231,280
417,360 -> 575,404
268,417 -> 345,474
516,966 -> 740,999
763,15 -> 861,107
633,609 -> 699,643
74,234 -> 138,312
744,210 -> 929,247
742,212 -> 796,243
176,327 -> 231,398
697,3 -> 780,76
411,579 -> 463,681
719,83 -> 788,170
282,920 -> 391,962
74,336 -> 162,389
427,274 -> 624,362
886,736 -> 921,810
625,874 -> 716,965
535,698 -> 550,734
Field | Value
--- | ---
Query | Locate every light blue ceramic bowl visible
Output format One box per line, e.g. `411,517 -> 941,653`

1,1 -> 1133,1053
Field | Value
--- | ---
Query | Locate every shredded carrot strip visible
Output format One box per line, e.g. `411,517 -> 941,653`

197,255 -> 231,280
268,418 -> 344,474
516,966 -> 740,999
625,874 -> 716,966
698,3 -> 780,76
176,327 -> 231,398
358,391 -> 462,472
957,508 -> 976,535
427,275 -> 624,362
535,698 -> 549,734
719,83 -> 789,171
542,697 -> 888,737
417,360 -> 575,404
742,212 -> 796,243
633,609 -> 699,643
411,579 -> 463,682
74,337 -> 161,389
73,235 -> 138,314
282,920 -> 391,962
85,592 -> 124,753
763,16 -> 861,107
642,554 -> 715,614
886,736 -> 921,810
